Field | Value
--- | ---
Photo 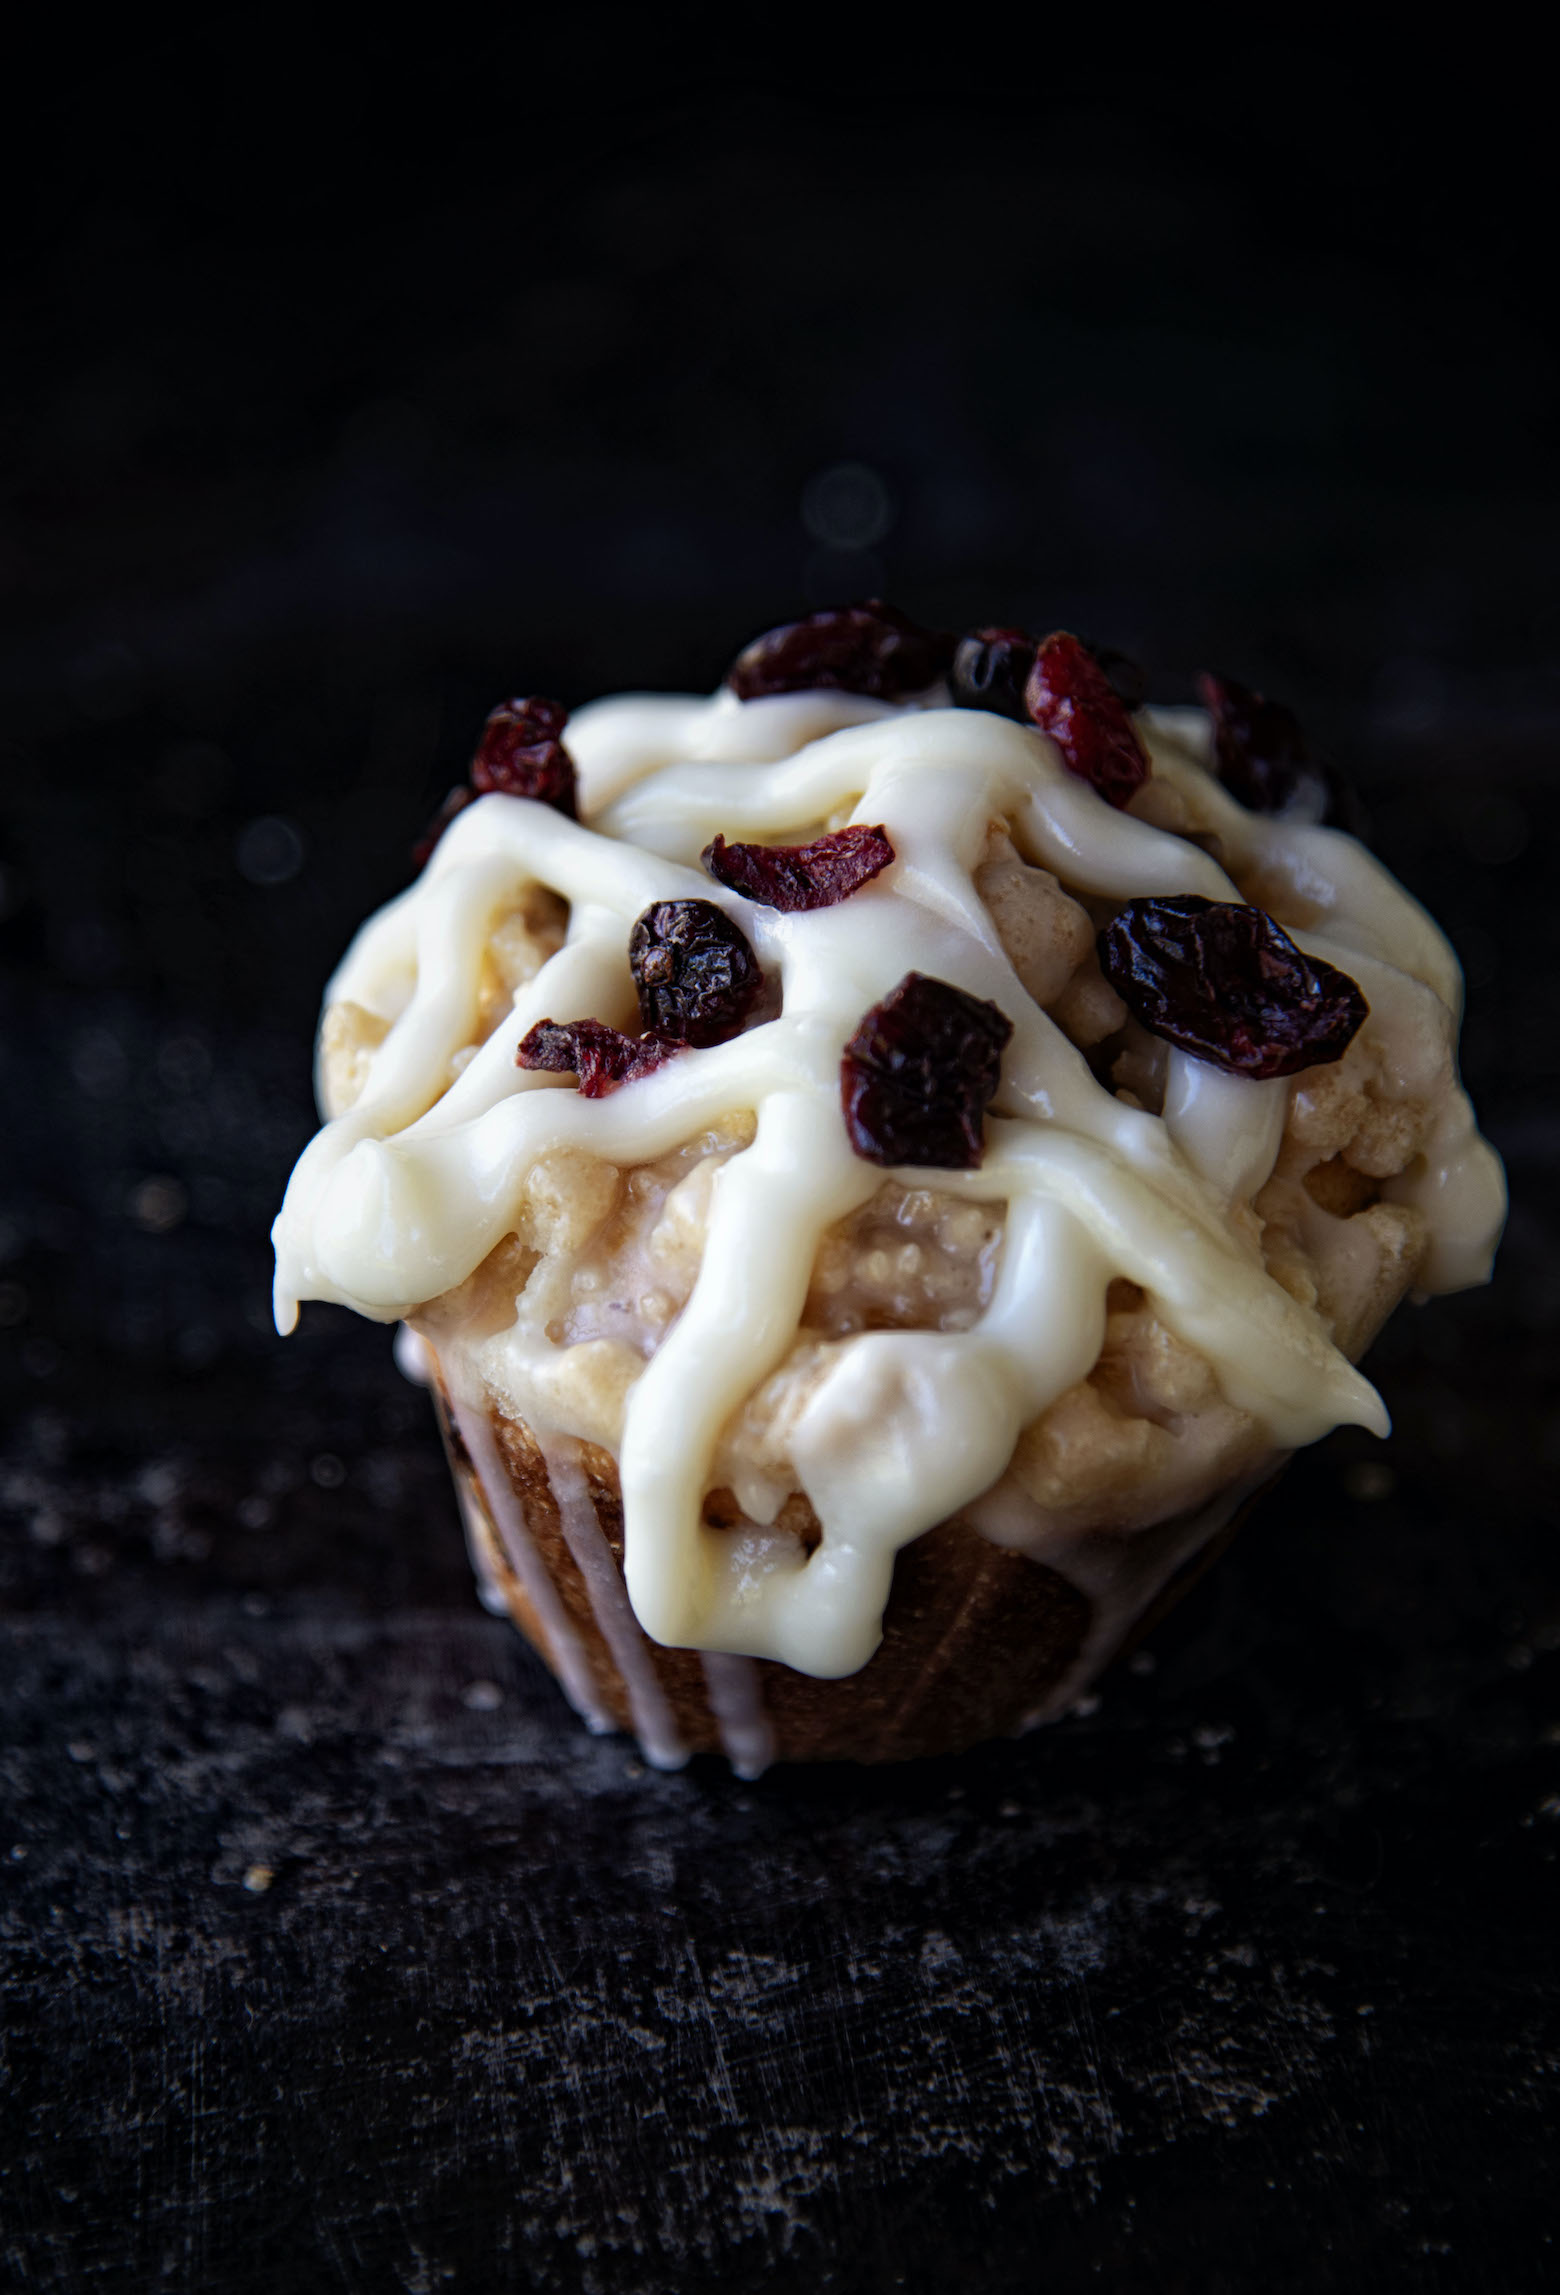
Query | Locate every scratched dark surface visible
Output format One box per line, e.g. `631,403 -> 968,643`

2,1122 -> 1558,2295
4,39 -> 1560,2291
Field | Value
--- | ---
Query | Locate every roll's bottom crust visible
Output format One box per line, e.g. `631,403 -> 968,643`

432,1373 -> 1276,1771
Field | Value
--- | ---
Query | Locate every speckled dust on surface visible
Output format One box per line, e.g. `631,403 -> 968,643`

2,725 -> 1558,2291
1,1368 -> 1557,2295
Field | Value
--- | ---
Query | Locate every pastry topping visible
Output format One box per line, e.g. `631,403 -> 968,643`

629,899 -> 764,1046
1084,640 -> 1149,712
1198,671 -> 1340,822
702,824 -> 895,912
840,972 -> 1013,1169
415,696 -> 577,864
949,627 -> 1036,720
1097,896 -> 1369,1079
411,785 -> 475,867
279,648 -> 1503,1693
1024,631 -> 1150,808
726,601 -> 955,701
471,696 -> 578,817
517,1018 -> 684,1098
952,628 -> 1149,725
1197,672 -> 1366,832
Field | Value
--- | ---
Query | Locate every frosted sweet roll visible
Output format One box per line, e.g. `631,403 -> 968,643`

273,605 -> 1505,1771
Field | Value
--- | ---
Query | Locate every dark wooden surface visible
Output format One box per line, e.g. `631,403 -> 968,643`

4,52 -> 1558,2286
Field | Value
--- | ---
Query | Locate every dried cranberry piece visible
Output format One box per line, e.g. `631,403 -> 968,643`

840,972 -> 1013,1169
412,785 -> 475,867
414,694 -> 577,863
726,601 -> 955,702
1197,672 -> 1357,829
1097,896 -> 1369,1080
471,695 -> 578,818
628,899 -> 763,1047
950,627 -> 1149,725
1024,631 -> 1150,808
517,1018 -> 684,1098
702,824 -> 895,913
950,627 -> 1036,720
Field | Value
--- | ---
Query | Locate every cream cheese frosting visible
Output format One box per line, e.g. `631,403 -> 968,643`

272,682 -> 1505,1683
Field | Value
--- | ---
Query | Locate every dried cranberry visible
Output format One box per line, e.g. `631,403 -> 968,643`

949,627 -> 1036,720
840,972 -> 1012,1169
1024,631 -> 1150,809
702,824 -> 895,912
471,696 -> 578,818
950,627 -> 1149,726
412,785 -> 475,867
517,1019 -> 684,1098
1097,896 -> 1369,1080
726,601 -> 955,702
628,900 -> 763,1047
1197,672 -> 1358,830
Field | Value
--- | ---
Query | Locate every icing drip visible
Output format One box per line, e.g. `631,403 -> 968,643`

275,685 -> 1506,1683
538,1433 -> 689,1772
452,1474 -> 534,1618
447,1394 -> 613,1735
698,1653 -> 775,1780
393,1322 -> 432,1386
986,1459 -> 1283,1728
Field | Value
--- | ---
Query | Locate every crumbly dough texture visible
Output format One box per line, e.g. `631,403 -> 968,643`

350,823 -> 1433,1567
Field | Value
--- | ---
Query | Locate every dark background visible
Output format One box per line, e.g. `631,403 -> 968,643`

2,30 -> 1556,2294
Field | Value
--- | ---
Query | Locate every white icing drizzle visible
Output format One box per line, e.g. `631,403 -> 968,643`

274,685 -> 1506,1685
537,1432 -> 689,1773
447,1393 -> 613,1736
1162,1054 -> 1288,1202
451,1473 -> 533,1618
698,1653 -> 775,1780
983,1459 -> 1283,1729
